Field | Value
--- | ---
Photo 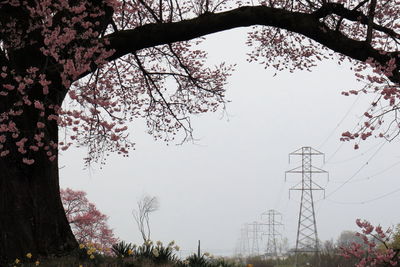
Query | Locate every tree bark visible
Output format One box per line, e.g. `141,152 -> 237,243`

0,119 -> 77,263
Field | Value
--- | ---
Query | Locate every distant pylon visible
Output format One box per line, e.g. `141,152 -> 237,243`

286,147 -> 328,267
248,221 -> 262,255
239,223 -> 251,256
261,209 -> 283,258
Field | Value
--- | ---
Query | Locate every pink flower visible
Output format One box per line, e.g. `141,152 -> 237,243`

3,84 -> 15,90
22,158 -> 35,165
34,100 -> 45,110
29,145 -> 39,151
37,122 -> 46,129
0,150 -> 10,157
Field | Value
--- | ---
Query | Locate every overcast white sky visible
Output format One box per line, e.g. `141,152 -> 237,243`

59,28 -> 400,257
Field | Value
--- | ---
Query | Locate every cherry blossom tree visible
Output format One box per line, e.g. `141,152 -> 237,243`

340,219 -> 400,267
0,0 -> 399,262
337,230 -> 366,249
61,188 -> 118,255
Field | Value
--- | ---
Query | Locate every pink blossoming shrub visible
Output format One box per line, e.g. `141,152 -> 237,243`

341,219 -> 400,267
61,188 -> 119,254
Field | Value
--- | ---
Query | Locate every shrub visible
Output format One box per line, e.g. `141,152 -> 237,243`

112,241 -> 135,257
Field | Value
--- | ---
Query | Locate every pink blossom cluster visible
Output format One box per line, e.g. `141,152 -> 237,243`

340,53 -> 400,146
0,43 -> 57,164
340,219 -> 399,267
0,65 -> 61,163
0,0 -> 234,165
0,0 -> 124,164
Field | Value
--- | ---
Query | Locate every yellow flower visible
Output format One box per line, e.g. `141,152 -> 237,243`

79,244 -> 85,249
86,247 -> 96,256
90,254 -> 95,260
26,253 -> 32,259
35,261 -> 40,266
15,258 -> 20,264
127,249 -> 133,255
79,265 -> 83,267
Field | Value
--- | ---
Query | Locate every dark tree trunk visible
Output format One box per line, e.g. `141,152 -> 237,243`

0,118 -> 77,263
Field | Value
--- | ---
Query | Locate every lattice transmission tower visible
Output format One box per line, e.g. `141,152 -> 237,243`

248,221 -> 263,255
286,147 -> 328,266
238,224 -> 251,257
261,209 -> 283,258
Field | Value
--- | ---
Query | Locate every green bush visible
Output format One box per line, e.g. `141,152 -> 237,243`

183,253 -> 210,267
112,241 -> 135,257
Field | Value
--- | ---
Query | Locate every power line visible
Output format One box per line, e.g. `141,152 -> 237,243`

326,187 -> 400,205
321,92 -> 382,165
327,159 -> 400,184
326,141 -> 384,164
318,94 -> 361,150
273,180 -> 286,209
324,141 -> 386,199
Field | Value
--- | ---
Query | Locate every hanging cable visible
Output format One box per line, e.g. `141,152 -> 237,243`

324,141 -> 386,199
322,93 -> 382,165
326,141 -> 384,164
328,158 -> 400,184
318,94 -> 361,150
326,187 -> 400,205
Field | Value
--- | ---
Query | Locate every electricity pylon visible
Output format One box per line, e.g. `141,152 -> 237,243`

286,147 -> 328,267
248,221 -> 262,255
261,209 -> 283,258
239,224 -> 251,256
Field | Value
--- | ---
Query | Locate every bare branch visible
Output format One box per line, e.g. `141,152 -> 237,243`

132,195 -> 159,242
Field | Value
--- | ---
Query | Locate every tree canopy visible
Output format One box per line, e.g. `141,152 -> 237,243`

0,0 -> 399,165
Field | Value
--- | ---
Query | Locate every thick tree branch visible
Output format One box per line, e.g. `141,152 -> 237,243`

313,3 -> 400,41
105,5 -> 400,84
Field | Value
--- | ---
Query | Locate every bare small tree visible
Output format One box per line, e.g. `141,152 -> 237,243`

132,195 -> 159,242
